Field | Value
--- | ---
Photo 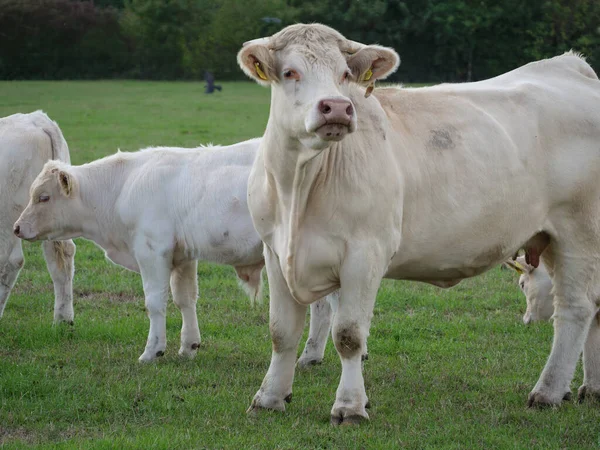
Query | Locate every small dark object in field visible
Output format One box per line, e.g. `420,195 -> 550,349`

156,350 -> 164,357
191,343 -> 200,350
205,71 -> 222,94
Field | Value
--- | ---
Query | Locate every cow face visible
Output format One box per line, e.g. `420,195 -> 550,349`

505,257 -> 554,324
14,162 -> 81,241
237,24 -> 400,150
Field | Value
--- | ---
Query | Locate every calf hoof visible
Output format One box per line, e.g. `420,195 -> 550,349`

246,390 -> 289,414
330,406 -> 369,426
577,385 -> 600,403
296,356 -> 323,368
527,391 -> 565,408
361,353 -> 369,362
178,342 -> 200,358
138,349 -> 165,362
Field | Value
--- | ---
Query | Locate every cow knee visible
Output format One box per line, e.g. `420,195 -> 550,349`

333,323 -> 363,359
8,254 -> 24,271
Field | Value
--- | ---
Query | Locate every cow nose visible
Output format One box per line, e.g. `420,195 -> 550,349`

318,99 -> 354,122
13,225 -> 20,237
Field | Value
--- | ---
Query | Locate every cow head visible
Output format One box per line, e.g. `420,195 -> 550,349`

14,161 -> 82,241
237,24 -> 400,150
504,257 -> 554,324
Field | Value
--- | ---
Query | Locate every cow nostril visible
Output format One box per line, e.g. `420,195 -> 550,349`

320,102 -> 332,114
13,225 -> 20,236
346,105 -> 353,117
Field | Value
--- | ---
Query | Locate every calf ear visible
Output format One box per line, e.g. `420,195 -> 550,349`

347,45 -> 400,85
237,42 -> 277,86
58,170 -> 74,197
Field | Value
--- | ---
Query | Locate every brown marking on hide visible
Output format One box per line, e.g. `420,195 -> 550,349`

270,326 -> 286,353
334,323 -> 362,358
427,127 -> 457,150
524,232 -> 550,268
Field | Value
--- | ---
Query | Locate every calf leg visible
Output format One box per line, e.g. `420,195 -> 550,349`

137,250 -> 172,362
42,240 -> 76,324
297,294 -> 334,368
170,260 -> 201,358
578,311 -> 600,401
0,239 -> 24,318
248,246 -> 307,412
330,248 -> 384,425
528,240 -> 598,407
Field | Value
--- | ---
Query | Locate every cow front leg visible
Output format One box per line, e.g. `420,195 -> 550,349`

42,240 -> 76,324
330,249 -> 385,425
578,311 -> 600,402
248,247 -> 306,413
170,260 -> 201,358
297,293 -> 334,368
136,250 -> 172,362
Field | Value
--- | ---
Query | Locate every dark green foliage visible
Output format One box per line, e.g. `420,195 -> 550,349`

0,0 -> 599,81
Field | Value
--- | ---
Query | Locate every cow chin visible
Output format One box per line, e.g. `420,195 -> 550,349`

315,123 -> 351,142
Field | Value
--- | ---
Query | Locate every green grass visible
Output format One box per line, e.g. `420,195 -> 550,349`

0,81 -> 598,449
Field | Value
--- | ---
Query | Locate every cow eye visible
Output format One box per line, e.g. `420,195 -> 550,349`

38,194 -> 50,203
283,69 -> 299,80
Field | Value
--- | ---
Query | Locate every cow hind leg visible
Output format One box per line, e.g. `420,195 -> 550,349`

578,311 -> 600,402
0,239 -> 25,318
297,294 -> 334,368
42,240 -> 76,324
170,260 -> 201,358
528,229 -> 599,407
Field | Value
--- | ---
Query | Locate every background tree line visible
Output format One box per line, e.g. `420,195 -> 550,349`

1,0 -> 599,82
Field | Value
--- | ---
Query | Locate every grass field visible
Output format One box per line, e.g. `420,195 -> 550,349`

0,81 -> 598,449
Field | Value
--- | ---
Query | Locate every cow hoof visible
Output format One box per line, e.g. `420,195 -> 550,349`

527,391 -> 562,408
361,353 -> 369,362
296,356 -> 322,368
577,385 -> 600,403
138,348 -> 164,362
246,391 -> 288,413
330,407 -> 369,426
178,343 -> 200,358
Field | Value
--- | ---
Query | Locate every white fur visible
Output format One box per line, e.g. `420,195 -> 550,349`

241,23 -> 600,422
0,111 -> 75,323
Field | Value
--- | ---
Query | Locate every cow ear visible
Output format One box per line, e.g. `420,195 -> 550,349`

58,170 -> 73,197
347,45 -> 400,85
237,42 -> 277,86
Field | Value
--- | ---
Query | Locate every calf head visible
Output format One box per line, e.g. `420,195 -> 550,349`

14,161 -> 82,241
504,256 -> 554,324
237,23 -> 400,150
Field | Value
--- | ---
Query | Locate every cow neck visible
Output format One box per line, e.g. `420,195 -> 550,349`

74,160 -> 132,249
262,123 -> 345,302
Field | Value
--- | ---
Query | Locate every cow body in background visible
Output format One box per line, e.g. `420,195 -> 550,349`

15,138 -> 335,364
238,23 -> 600,423
0,111 -> 75,322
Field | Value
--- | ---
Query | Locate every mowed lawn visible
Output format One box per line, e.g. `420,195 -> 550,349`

0,81 -> 597,449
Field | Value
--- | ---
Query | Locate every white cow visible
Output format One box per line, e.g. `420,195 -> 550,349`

237,23 -> 600,423
0,111 -> 76,322
14,139 -> 335,364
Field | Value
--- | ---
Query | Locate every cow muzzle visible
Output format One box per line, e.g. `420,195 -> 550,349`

13,221 -> 38,241
309,97 -> 356,142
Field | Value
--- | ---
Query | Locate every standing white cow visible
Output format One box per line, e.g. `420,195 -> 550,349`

0,111 -> 76,322
237,23 -> 600,423
14,139 -> 335,364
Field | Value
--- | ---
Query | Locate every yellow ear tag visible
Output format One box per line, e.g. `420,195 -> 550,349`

254,62 -> 268,81
512,261 -> 526,274
363,67 -> 373,81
